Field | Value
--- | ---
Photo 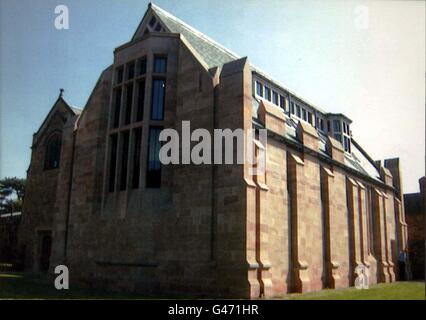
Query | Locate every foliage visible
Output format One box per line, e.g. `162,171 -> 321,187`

0,177 -> 26,214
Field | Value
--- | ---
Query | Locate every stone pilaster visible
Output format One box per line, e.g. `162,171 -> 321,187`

356,181 -> 369,268
394,198 -> 407,251
215,57 -> 261,298
382,192 -> 396,282
253,140 -> 272,297
372,189 -> 390,283
321,167 -> 347,289
287,153 -> 312,293
346,177 -> 364,285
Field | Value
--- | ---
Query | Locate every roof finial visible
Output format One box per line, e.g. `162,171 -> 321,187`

59,88 -> 64,98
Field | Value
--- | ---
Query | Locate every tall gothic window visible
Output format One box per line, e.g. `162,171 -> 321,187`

146,127 -> 162,188
138,57 -> 147,75
119,131 -> 130,191
132,128 -> 142,189
112,88 -> 122,128
151,79 -> 166,120
44,133 -> 62,170
124,84 -> 133,125
107,54 -> 167,194
153,56 -> 167,74
136,80 -> 145,122
108,134 -> 118,192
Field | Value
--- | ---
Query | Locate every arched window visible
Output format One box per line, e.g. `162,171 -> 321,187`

44,133 -> 62,169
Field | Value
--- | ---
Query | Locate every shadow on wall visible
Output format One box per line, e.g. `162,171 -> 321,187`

0,213 -> 25,271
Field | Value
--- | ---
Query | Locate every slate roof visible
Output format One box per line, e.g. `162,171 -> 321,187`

137,3 -> 382,183
149,3 -> 238,69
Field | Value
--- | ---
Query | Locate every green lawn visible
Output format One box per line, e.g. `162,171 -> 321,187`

0,272 -> 137,299
0,272 -> 424,300
281,281 -> 425,300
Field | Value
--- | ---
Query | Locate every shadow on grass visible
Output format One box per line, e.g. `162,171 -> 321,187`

0,272 -> 155,300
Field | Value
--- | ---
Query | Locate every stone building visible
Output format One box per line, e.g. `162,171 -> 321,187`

404,177 -> 425,279
19,3 -> 408,298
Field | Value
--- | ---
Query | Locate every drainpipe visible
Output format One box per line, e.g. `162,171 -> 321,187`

210,69 -> 220,263
63,128 -> 77,263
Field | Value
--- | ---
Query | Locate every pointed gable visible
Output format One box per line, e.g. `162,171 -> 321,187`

33,91 -> 81,146
132,3 -> 239,69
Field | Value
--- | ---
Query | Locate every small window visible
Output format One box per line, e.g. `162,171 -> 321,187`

302,108 -> 307,121
264,87 -> 271,101
151,78 -> 166,120
149,16 -> 157,28
154,23 -> 162,32
333,120 -> 341,132
153,56 -> 167,74
334,133 -> 342,143
344,136 -> 349,152
272,91 -> 279,105
308,112 -> 312,124
296,104 -> 301,118
44,134 -> 62,170
146,127 -> 162,188
116,66 -> 124,84
290,102 -> 295,114
320,119 -> 324,131
126,62 -> 135,80
327,120 -> 331,132
138,57 -> 147,75
255,81 -> 263,97
279,95 -> 285,109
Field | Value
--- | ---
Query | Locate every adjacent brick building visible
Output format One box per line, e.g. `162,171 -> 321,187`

19,3 -> 408,298
404,177 -> 425,279
0,212 -> 22,269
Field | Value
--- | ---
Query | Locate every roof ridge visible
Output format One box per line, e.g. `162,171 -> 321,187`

151,3 -> 240,60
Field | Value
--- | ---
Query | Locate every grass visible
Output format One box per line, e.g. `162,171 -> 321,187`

281,281 -> 425,300
0,272 -> 424,300
0,272 -> 138,300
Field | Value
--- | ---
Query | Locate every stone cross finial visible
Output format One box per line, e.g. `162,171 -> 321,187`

59,88 -> 64,98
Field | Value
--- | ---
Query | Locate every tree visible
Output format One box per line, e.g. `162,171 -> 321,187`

0,177 -> 26,214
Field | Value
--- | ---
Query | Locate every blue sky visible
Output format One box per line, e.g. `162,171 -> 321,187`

0,0 -> 424,193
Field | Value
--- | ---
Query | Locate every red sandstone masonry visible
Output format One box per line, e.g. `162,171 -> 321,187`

20,5 -> 406,297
